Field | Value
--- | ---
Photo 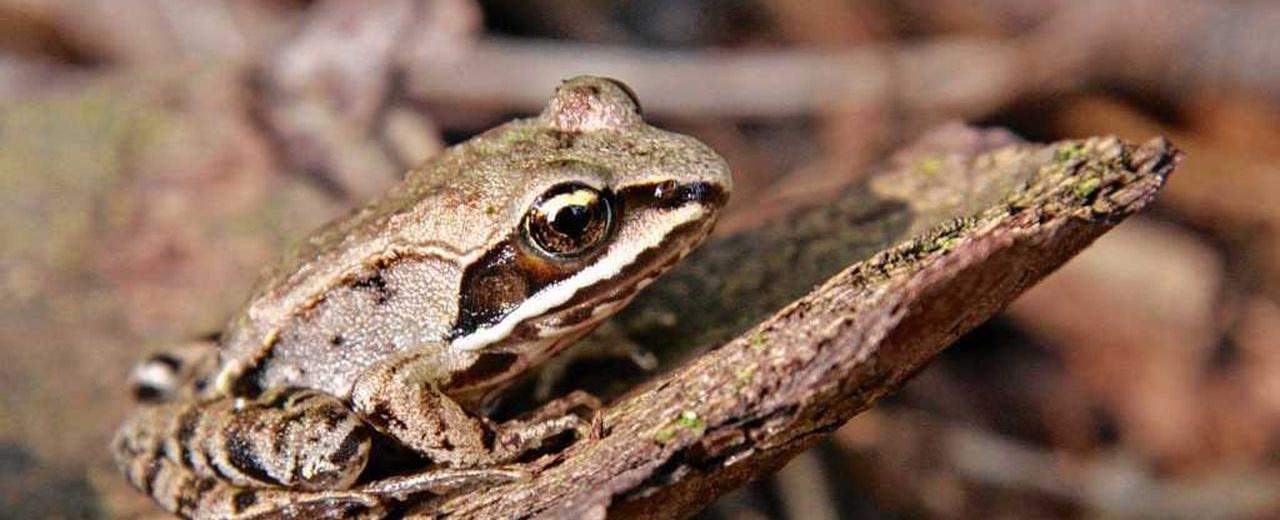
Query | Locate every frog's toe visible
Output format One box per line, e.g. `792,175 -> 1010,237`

361,466 -> 529,499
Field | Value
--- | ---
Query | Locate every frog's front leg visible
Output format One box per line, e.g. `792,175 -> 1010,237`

350,350 -> 599,469
113,388 -> 383,518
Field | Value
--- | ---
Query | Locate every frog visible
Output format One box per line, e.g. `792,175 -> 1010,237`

111,76 -> 731,519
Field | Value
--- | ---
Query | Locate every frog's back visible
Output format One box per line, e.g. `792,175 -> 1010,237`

213,121 -> 545,398
212,76 -> 730,399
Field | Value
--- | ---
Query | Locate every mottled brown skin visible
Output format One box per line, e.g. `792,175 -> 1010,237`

113,76 -> 732,519
115,388 -> 383,518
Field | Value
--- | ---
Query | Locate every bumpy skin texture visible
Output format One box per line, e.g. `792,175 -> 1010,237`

115,387 -> 383,518
113,76 -> 731,519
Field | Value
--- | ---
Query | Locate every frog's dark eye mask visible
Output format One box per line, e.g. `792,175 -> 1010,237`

448,176 -> 726,351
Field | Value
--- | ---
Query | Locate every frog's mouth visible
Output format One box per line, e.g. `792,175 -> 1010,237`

448,180 -> 726,354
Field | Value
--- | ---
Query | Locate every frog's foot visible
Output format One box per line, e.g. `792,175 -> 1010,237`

352,355 -> 600,468
129,339 -> 222,403
510,390 -> 602,433
361,466 -> 528,500
533,327 -> 658,401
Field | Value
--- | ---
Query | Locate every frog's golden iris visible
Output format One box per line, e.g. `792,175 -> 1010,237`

522,182 -> 614,258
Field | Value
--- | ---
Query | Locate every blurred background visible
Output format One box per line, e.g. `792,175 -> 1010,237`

2,0 -> 1279,518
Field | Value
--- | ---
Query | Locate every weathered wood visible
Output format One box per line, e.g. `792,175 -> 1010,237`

409,126 -> 1178,518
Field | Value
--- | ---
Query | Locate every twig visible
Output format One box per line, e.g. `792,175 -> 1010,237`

399,37 -> 1028,119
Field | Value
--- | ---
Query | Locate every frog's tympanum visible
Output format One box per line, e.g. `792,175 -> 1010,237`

112,76 -> 731,519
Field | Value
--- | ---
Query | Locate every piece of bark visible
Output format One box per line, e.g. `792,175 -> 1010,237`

608,125 -> 1024,365
407,127 -> 1177,518
1053,96 -> 1280,296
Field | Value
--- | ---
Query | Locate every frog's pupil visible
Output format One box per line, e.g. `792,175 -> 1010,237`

523,183 -> 612,258
552,204 -> 593,237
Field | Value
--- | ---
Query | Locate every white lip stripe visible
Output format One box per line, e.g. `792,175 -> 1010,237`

450,204 -> 706,352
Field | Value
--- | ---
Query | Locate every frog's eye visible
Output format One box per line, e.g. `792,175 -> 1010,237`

523,183 -> 613,258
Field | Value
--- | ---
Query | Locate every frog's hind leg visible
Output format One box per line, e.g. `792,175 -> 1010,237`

114,388 -> 380,517
119,454 -> 384,519
532,323 -> 658,401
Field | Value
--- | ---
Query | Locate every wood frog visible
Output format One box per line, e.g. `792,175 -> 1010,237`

112,76 -> 731,519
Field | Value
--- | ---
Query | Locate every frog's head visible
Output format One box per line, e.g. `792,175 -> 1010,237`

448,76 -> 731,356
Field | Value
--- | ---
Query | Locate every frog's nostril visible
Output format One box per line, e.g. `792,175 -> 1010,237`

648,181 -> 723,209
679,181 -> 728,209
681,182 -> 712,203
